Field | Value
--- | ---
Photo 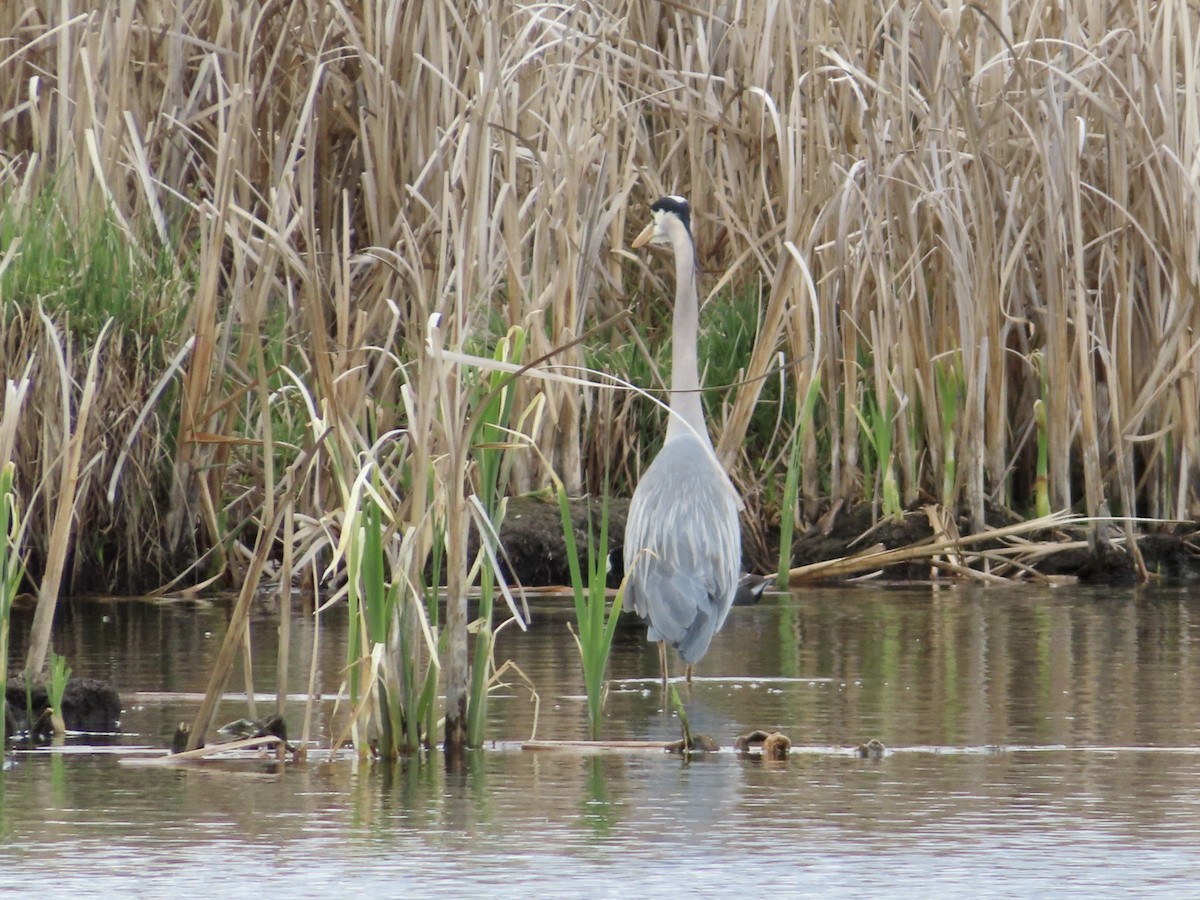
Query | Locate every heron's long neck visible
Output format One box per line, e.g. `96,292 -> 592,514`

665,232 -> 709,445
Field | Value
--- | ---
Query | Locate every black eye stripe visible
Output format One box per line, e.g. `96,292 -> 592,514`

648,195 -> 691,234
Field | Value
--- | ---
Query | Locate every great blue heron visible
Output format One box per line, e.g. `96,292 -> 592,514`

623,195 -> 743,684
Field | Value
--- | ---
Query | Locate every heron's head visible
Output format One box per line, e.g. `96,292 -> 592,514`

632,195 -> 692,249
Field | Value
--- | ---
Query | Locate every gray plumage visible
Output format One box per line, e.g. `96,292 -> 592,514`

622,196 -> 742,667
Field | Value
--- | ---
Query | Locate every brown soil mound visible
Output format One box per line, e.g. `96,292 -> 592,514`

6,676 -> 121,735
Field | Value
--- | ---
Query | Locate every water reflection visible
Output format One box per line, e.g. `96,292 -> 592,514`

4,584 -> 1200,894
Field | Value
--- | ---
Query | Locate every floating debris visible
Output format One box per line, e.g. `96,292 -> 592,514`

855,738 -> 886,759
5,676 -> 121,735
734,729 -> 792,759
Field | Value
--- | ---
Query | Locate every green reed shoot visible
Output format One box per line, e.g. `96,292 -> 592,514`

557,482 -> 622,741
668,684 -> 694,751
417,523 -> 445,750
47,650 -> 71,737
1033,399 -> 1051,519
935,359 -> 962,511
338,455 -> 401,756
466,326 -> 528,749
355,484 -> 442,757
0,462 -> 22,739
345,506 -> 364,739
361,481 -> 389,646
341,445 -> 446,757
378,510 -> 442,755
465,564 -> 496,749
778,376 -> 821,586
359,470 -> 403,755
856,386 -> 901,521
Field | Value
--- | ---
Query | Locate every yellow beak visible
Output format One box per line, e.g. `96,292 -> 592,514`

631,222 -> 655,249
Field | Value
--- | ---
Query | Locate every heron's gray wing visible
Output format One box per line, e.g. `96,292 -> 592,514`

623,435 -> 741,663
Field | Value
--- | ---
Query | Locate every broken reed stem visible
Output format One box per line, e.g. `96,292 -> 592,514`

788,511 -> 1088,585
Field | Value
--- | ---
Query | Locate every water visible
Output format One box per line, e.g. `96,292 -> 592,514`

4,584 -> 1200,896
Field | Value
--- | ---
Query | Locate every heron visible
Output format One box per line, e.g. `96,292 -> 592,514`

623,195 -> 743,685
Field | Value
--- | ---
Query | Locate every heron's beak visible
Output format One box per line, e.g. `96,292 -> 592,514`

631,222 -> 655,249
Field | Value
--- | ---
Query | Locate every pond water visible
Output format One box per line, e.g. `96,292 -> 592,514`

4,583 -> 1200,896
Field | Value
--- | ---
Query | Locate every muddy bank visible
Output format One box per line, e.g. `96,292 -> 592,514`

5,677 -> 121,736
489,496 -> 1200,587
481,495 -> 629,589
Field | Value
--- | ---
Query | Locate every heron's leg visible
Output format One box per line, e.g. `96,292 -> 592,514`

658,640 -> 669,688
685,664 -> 694,683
